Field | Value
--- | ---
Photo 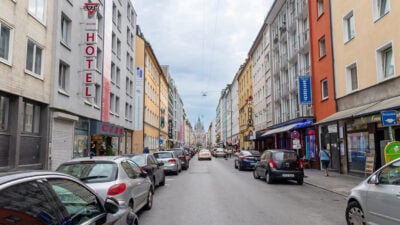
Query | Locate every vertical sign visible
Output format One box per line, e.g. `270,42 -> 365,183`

83,2 -> 99,98
134,67 -> 144,131
168,119 -> 173,138
298,75 -> 312,105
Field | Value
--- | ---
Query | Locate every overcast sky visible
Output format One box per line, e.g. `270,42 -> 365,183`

133,0 -> 274,128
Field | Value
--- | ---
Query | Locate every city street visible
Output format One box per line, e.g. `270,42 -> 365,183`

138,156 -> 347,225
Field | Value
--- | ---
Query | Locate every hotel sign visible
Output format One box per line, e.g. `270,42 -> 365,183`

298,75 -> 312,105
83,2 -> 99,98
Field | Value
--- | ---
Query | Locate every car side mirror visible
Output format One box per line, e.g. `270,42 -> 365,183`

369,174 -> 379,184
104,197 -> 120,214
158,162 -> 164,166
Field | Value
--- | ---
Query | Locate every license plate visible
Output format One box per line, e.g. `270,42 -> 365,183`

282,174 -> 294,177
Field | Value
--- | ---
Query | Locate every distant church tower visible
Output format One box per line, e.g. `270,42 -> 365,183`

194,117 -> 205,146
194,117 -> 204,133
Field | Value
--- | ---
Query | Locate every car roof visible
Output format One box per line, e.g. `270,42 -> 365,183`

0,170 -> 76,186
265,149 -> 297,153
64,156 -> 129,162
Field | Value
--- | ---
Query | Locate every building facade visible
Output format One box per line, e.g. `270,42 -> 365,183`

238,59 -> 254,150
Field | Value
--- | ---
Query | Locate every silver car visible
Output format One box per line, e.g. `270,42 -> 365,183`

214,148 -> 226,158
154,151 -> 181,175
0,171 -> 138,225
57,156 -> 153,214
346,157 -> 400,225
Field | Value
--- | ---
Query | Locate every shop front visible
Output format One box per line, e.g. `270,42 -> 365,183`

90,121 -> 125,156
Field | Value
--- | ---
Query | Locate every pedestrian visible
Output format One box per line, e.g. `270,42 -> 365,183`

143,146 -> 150,154
99,142 -> 106,156
319,145 -> 331,176
90,141 -> 96,157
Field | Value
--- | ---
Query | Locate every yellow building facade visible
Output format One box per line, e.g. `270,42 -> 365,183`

159,67 -> 169,150
144,42 -> 162,153
238,58 -> 254,150
133,33 -> 145,154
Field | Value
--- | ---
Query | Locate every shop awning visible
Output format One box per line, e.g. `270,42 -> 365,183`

261,120 -> 313,137
354,95 -> 400,117
315,103 -> 376,125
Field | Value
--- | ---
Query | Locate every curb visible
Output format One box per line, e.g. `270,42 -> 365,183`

304,181 -> 348,198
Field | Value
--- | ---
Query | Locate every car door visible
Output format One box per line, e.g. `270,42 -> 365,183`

366,161 -> 400,225
127,160 -> 150,207
256,152 -> 267,176
148,155 -> 162,185
121,160 -> 146,212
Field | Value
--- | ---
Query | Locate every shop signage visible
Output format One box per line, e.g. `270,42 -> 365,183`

134,67 -> 144,130
381,110 -> 398,126
248,107 -> 253,127
83,2 -> 99,98
91,121 -> 124,137
298,75 -> 312,105
168,119 -> 173,138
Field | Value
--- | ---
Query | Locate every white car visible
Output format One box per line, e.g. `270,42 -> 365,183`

346,157 -> 400,225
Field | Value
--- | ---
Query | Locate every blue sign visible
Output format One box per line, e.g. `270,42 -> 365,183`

381,110 -> 398,126
159,139 -> 163,144
298,76 -> 312,105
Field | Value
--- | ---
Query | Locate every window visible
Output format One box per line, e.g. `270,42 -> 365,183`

59,61 -> 69,91
112,32 -> 116,53
61,14 -> 71,45
112,3 -> 117,24
111,62 -> 115,83
319,36 -> 326,58
377,44 -> 394,80
110,93 -> 115,112
117,38 -> 121,58
377,161 -> 400,185
343,11 -> 355,42
317,0 -> 324,17
127,27 -> 131,45
96,48 -> 102,70
97,13 -> 103,38
0,96 -> 10,131
321,79 -> 328,99
115,96 -> 120,114
116,66 -> 120,86
29,0 -> 46,23
26,39 -> 44,77
23,101 -> 41,134
125,103 -> 129,118
346,63 -> 358,92
117,11 -> 121,29
373,0 -> 390,20
94,84 -> 101,106
0,22 -> 12,63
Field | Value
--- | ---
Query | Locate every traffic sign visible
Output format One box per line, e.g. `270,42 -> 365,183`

381,110 -> 398,126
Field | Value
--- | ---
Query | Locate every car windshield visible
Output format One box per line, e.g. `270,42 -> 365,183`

131,155 -> 146,166
273,152 -> 297,161
57,162 -> 117,183
154,152 -> 173,158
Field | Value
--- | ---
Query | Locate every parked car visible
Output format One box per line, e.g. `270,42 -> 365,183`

253,149 -> 304,185
56,156 -> 153,214
345,157 -> 400,225
234,150 -> 261,170
167,148 -> 190,170
214,148 -> 226,158
198,149 -> 212,160
0,171 -> 138,225
154,151 -> 182,175
131,154 -> 166,189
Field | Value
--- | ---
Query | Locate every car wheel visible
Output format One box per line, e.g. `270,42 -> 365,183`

253,170 -> 260,179
238,162 -> 243,171
144,190 -> 153,210
266,171 -> 273,184
297,177 -> 304,185
346,201 -> 366,225
159,174 -> 165,186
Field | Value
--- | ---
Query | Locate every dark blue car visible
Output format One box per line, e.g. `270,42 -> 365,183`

234,150 -> 261,170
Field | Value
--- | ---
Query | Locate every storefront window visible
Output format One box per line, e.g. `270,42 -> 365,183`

347,132 -> 369,172
0,96 -> 10,131
74,119 -> 89,158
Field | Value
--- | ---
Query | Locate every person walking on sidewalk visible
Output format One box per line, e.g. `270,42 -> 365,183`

319,145 -> 331,176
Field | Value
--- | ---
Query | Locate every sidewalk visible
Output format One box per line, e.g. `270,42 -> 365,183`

303,169 -> 365,197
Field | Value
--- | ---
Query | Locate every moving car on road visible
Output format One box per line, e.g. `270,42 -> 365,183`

234,150 -> 261,170
154,151 -> 181,175
131,153 -> 166,189
214,148 -> 226,158
57,156 -> 153,214
0,171 -> 138,225
345,157 -> 400,225
253,149 -> 304,185
198,149 -> 212,160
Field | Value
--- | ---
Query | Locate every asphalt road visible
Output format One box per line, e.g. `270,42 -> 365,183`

138,156 -> 347,225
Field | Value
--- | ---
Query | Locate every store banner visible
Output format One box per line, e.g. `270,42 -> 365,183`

298,75 -> 312,105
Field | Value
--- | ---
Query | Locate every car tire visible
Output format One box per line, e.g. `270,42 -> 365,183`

234,161 -> 238,169
346,201 -> 366,225
253,170 -> 260,179
144,190 -> 153,210
266,171 -> 273,184
238,162 -> 243,171
297,177 -> 304,185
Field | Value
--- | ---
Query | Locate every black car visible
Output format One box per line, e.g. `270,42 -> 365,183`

253,149 -> 304,185
131,153 -> 166,189
0,171 -> 138,225
234,150 -> 261,170
167,148 -> 190,170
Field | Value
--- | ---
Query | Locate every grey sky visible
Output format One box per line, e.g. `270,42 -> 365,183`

133,0 -> 273,128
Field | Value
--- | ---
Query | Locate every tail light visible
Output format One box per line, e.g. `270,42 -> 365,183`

168,158 -> 176,163
299,159 -> 303,169
269,158 -> 276,168
140,166 -> 147,173
107,183 -> 127,196
241,156 -> 247,161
